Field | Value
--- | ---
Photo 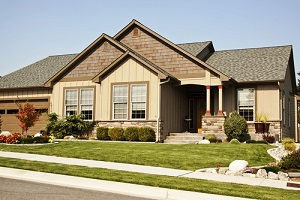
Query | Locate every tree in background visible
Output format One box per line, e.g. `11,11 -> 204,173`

15,101 -> 41,135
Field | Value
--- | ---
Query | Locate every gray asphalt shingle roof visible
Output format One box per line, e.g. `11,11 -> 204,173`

0,54 -> 77,88
177,42 -> 211,56
206,45 -> 292,82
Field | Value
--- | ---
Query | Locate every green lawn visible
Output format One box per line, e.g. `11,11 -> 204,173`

0,157 -> 298,200
0,141 -> 275,170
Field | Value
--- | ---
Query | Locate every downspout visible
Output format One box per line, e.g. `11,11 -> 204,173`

156,77 -> 171,142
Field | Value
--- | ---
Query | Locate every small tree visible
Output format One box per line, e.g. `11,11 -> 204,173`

15,101 -> 41,135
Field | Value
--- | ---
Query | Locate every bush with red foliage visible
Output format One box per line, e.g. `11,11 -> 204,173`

262,134 -> 275,143
5,133 -> 21,144
0,135 -> 7,143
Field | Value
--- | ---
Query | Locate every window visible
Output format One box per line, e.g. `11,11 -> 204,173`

112,84 -> 147,120
113,85 -> 128,120
237,88 -> 254,121
131,84 -> 146,119
65,89 -> 78,116
80,88 -> 94,120
65,88 -> 94,120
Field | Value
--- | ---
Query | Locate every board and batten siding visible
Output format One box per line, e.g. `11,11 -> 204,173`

0,89 -> 51,99
256,84 -> 280,121
99,58 -> 159,120
51,81 -> 99,118
160,82 -> 187,138
280,63 -> 296,139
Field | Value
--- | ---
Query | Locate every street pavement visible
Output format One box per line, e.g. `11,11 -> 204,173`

0,151 -> 299,199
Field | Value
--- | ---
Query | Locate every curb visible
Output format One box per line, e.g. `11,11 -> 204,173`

0,167 -> 253,200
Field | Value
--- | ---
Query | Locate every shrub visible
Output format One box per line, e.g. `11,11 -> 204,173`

138,127 -> 155,142
262,166 -> 281,173
96,127 -> 110,140
282,137 -> 296,152
229,138 -> 240,144
224,111 -> 248,141
246,140 -> 267,144
5,133 -> 21,144
0,135 -> 6,143
108,128 -> 125,141
124,127 -> 139,141
278,149 -> 300,170
262,134 -> 275,144
206,134 -> 217,143
216,138 -> 222,143
45,113 -> 94,139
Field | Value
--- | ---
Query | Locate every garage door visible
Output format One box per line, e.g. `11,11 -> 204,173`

0,99 -> 49,135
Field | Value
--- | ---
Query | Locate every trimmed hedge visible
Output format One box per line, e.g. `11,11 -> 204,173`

138,127 -> 155,142
96,127 -> 110,140
108,128 -> 125,141
124,127 -> 139,141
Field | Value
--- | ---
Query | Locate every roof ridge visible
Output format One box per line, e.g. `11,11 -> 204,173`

48,53 -> 79,57
215,45 -> 292,52
177,41 -> 212,45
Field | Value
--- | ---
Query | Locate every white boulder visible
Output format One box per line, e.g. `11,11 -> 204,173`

268,171 -> 279,180
0,131 -> 11,137
34,133 -> 42,137
256,169 -> 268,178
278,171 -> 289,181
229,160 -> 248,172
198,139 -> 210,144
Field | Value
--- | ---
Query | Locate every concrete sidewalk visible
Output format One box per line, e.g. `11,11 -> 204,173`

0,151 -> 299,199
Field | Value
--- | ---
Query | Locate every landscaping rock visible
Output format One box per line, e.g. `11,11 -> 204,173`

225,170 -> 236,176
278,171 -> 289,181
0,131 -> 11,137
256,169 -> 267,178
64,135 -> 75,140
34,133 -> 42,137
206,168 -> 217,174
268,171 -> 279,180
229,160 -> 248,172
218,168 -> 227,175
198,139 -> 210,144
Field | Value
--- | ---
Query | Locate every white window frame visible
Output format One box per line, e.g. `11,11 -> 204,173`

65,89 -> 78,117
130,84 -> 147,120
64,88 -> 94,121
80,88 -> 94,121
112,83 -> 147,120
112,85 -> 129,120
237,88 -> 255,122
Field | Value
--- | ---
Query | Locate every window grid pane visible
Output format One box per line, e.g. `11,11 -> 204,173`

80,88 -> 94,120
65,89 -> 78,117
131,85 -> 146,119
113,85 -> 128,120
238,88 -> 254,121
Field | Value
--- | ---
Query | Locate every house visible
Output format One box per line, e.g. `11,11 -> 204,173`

0,19 -> 298,142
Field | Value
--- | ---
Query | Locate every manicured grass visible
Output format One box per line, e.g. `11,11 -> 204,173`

0,141 -> 275,170
0,157 -> 298,200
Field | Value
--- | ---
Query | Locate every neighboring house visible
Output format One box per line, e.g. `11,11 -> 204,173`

0,20 -> 298,142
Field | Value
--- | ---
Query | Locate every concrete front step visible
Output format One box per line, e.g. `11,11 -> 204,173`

164,133 -> 204,144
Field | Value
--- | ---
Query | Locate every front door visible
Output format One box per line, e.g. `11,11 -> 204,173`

188,97 -> 206,132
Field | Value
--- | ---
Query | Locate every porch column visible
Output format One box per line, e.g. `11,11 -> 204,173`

218,85 -> 223,115
205,86 -> 211,116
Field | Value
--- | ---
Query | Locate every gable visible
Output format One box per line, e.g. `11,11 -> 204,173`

114,21 -> 229,81
62,40 -> 124,80
116,26 -> 205,79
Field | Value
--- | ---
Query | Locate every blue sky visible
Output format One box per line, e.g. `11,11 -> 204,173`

0,0 -> 299,78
